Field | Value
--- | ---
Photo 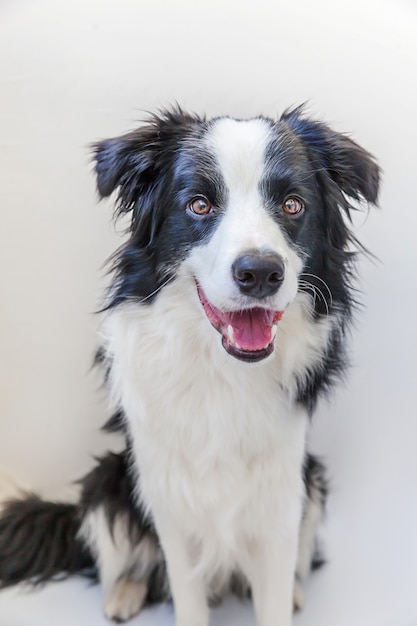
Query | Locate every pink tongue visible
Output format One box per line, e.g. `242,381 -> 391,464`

227,309 -> 278,351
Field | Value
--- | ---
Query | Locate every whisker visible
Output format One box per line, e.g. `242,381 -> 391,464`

299,281 -> 318,309
311,285 -> 329,316
299,280 -> 329,316
300,273 -> 333,307
109,273 -> 195,307
138,275 -> 177,304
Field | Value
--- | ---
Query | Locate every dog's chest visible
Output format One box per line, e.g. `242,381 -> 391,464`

129,369 -> 305,555
104,291 -> 308,541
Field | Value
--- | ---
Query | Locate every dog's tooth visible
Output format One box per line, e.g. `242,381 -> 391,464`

271,325 -> 278,340
227,324 -> 243,349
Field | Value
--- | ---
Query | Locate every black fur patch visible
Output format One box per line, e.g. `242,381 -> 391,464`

0,496 -> 92,587
303,453 -> 328,509
79,451 -> 154,541
78,452 -> 170,606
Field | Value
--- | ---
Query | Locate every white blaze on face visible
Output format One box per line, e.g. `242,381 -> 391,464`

186,117 -> 303,313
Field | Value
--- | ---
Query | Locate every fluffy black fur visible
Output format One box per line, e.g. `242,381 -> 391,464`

78,451 -> 169,606
0,496 -> 92,587
0,451 -> 168,604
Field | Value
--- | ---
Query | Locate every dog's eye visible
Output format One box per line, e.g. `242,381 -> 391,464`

187,196 -> 212,216
282,197 -> 305,217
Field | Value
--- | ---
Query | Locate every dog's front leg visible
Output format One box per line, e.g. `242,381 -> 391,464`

249,530 -> 299,626
154,516 -> 209,626
242,498 -> 302,626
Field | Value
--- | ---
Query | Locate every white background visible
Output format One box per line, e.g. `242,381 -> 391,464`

1,0 -> 417,625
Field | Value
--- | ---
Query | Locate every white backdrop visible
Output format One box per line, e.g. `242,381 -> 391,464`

1,1 -> 417,625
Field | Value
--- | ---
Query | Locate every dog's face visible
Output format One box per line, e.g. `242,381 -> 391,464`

183,117 -> 307,362
93,107 -> 379,363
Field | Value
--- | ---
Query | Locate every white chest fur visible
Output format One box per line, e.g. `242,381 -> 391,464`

101,277 -> 332,581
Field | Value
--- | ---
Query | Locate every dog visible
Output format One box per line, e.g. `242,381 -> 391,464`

0,106 -> 379,626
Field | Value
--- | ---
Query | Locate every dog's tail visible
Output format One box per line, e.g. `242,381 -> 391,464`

0,495 -> 93,588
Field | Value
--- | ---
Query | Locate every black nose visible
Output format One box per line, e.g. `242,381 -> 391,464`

232,250 -> 285,298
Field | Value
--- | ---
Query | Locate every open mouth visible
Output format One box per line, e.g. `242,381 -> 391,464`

197,284 -> 284,363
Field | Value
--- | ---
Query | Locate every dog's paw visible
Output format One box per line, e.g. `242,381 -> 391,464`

293,579 -> 304,612
104,579 -> 148,623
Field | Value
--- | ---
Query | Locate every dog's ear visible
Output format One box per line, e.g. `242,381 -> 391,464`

92,122 -> 160,212
281,108 -> 380,205
92,107 -> 205,220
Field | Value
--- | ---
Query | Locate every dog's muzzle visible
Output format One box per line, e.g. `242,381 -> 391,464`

196,280 -> 284,363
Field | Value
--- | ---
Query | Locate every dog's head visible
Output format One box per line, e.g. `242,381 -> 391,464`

93,106 -> 380,363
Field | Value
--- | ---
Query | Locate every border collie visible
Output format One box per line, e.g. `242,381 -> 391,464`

0,107 -> 379,625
